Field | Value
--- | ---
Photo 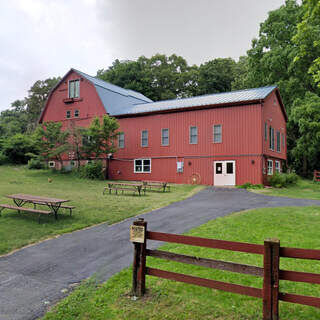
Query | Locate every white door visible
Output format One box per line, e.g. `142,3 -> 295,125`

214,161 -> 236,186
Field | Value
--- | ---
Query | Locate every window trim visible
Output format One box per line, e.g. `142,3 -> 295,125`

68,79 -> 80,98
264,122 -> 268,141
267,159 -> 273,175
189,126 -> 198,144
161,128 -> 169,146
134,158 -> 151,173
213,124 -> 222,143
275,160 -> 281,173
118,132 -> 125,149
282,133 -> 285,149
269,127 -> 275,151
141,130 -> 148,147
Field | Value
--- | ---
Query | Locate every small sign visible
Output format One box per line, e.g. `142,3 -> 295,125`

130,225 -> 145,243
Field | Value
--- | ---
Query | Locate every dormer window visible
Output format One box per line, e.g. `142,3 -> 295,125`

69,79 -> 80,98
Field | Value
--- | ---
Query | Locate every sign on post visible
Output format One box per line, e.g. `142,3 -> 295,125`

130,225 -> 145,243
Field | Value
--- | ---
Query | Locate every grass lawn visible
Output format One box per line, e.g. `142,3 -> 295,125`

0,165 -> 204,255
251,178 -> 320,200
43,206 -> 320,320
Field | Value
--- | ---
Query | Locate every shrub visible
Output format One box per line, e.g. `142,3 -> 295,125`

0,152 -> 8,165
27,158 -> 44,169
79,161 -> 103,180
237,182 -> 264,189
268,173 -> 299,188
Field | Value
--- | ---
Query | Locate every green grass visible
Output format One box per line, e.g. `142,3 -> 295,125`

43,206 -> 320,320
251,178 -> 320,200
0,165 -> 204,255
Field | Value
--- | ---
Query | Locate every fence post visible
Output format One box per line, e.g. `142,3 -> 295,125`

131,218 -> 147,296
263,239 -> 280,320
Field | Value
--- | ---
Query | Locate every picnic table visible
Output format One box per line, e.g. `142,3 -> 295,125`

103,182 -> 146,196
143,180 -> 170,192
0,194 -> 72,222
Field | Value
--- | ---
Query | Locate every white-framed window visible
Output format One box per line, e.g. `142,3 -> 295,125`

276,131 -> 281,152
48,161 -> 55,168
74,109 -> 79,118
269,127 -> 274,150
141,130 -> 148,147
267,160 -> 273,175
213,124 -> 222,143
189,126 -> 198,144
161,128 -> 169,146
66,110 -> 71,119
68,79 -> 80,98
118,133 -> 125,148
134,158 -> 151,173
264,122 -> 268,141
275,160 -> 281,173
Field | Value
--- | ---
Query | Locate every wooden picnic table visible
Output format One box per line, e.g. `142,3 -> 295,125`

104,182 -> 146,196
5,194 -> 70,220
143,180 -> 170,192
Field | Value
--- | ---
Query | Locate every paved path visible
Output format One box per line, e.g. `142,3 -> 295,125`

1,188 -> 320,320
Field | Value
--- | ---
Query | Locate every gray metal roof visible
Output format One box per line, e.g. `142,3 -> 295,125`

113,85 -> 277,116
72,68 -> 153,115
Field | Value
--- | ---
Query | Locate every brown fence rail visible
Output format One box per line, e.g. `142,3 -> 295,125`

130,219 -> 320,320
314,170 -> 320,182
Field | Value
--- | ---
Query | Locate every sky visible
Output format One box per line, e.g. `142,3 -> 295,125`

0,0 -> 285,112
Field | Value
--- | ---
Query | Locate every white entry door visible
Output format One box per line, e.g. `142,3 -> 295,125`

214,161 -> 236,186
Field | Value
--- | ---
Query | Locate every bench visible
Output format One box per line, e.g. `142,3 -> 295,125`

143,181 -> 170,192
0,204 -> 51,223
32,201 -> 75,216
103,183 -> 145,196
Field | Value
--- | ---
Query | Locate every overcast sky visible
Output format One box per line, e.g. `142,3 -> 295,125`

0,0 -> 285,112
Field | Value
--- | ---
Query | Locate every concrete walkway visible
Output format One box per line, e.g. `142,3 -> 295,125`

1,188 -> 320,320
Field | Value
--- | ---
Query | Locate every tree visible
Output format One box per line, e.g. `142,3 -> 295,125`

293,0 -> 320,88
290,92 -> 320,175
25,77 -> 60,129
197,58 -> 237,95
231,56 -> 250,90
97,54 -> 198,101
82,115 -> 120,179
35,122 -> 70,168
2,133 -> 39,164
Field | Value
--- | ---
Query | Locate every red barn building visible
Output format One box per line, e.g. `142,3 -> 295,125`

40,68 -> 287,186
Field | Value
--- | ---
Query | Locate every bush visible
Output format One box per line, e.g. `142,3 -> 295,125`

237,182 -> 264,189
79,161 -> 103,180
0,152 -> 8,165
27,157 -> 44,169
268,173 -> 299,188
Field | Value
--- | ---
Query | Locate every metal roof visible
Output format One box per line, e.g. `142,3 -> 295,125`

113,85 -> 277,116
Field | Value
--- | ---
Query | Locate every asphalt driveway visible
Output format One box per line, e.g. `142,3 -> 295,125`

1,187 -> 320,320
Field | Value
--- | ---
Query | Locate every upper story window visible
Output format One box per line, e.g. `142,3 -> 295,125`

118,133 -> 125,148
74,109 -> 79,118
276,131 -> 281,152
213,124 -> 222,143
282,133 -> 285,148
189,126 -> 198,144
269,127 -> 275,151
66,110 -> 71,119
141,130 -> 148,147
69,79 -> 80,98
161,128 -> 169,146
264,122 -> 268,141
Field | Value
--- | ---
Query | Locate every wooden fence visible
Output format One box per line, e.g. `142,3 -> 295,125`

314,170 -> 320,182
130,218 -> 320,320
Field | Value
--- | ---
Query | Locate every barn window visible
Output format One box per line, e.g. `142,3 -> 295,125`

74,109 -> 79,118
161,128 -> 169,146
276,131 -> 281,152
275,161 -> 281,173
189,126 -> 198,144
118,133 -> 125,148
267,160 -> 273,175
282,133 -> 285,148
48,161 -> 55,168
68,79 -> 80,98
269,127 -> 274,150
141,130 -> 148,147
264,122 -> 268,141
66,110 -> 71,118
213,125 -> 222,143
134,158 -> 151,173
